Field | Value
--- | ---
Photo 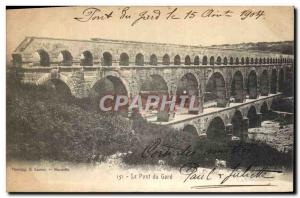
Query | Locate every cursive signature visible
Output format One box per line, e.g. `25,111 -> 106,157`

180,162 -> 282,185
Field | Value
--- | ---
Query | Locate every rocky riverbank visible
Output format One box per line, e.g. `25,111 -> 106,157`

248,120 -> 293,153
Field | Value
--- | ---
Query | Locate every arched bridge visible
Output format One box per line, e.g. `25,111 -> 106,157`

12,37 -> 294,141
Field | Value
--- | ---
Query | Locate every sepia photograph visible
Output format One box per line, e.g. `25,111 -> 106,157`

6,6 -> 295,192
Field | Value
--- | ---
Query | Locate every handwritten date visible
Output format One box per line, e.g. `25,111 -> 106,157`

74,7 -> 266,25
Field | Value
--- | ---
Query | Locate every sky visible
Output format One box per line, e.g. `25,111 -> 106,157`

6,6 -> 294,61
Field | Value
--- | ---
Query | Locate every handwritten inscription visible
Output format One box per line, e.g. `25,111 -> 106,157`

74,7 -> 265,26
141,138 -> 195,159
74,8 -> 113,22
179,162 -> 282,185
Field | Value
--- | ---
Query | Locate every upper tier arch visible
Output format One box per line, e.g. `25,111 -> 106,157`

13,37 -> 293,67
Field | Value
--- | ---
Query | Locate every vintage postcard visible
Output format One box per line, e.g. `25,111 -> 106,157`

6,6 -> 294,192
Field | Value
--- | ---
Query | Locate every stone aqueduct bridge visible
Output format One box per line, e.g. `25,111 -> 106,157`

12,37 -> 294,140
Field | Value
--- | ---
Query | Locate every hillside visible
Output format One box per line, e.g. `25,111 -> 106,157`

209,41 -> 294,55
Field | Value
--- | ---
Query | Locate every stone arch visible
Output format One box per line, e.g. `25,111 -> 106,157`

135,53 -> 144,66
255,58 -> 258,64
231,110 -> 243,138
140,74 -> 169,95
177,73 -> 199,95
241,57 -> 245,65
259,58 -> 262,64
162,54 -> 170,65
176,73 -> 200,113
36,73 -> 76,97
247,106 -> 258,128
51,79 -> 72,97
90,73 -> 131,96
229,57 -> 234,65
58,50 -> 73,66
270,69 -> 278,94
223,57 -> 228,65
102,52 -> 112,66
44,79 -> 73,99
149,54 -> 157,66
278,68 -> 284,92
202,56 -> 208,65
247,70 -> 258,99
260,101 -> 269,121
141,74 -> 168,92
35,49 -> 50,66
260,70 -> 269,96
260,101 -> 269,112
174,55 -> 181,65
235,57 -> 239,65
185,55 -> 191,65
246,57 -> 249,65
207,116 -> 226,141
119,53 -> 130,66
80,50 -> 93,66
231,71 -> 244,102
183,124 -> 199,137
216,56 -> 222,65
91,75 -> 129,115
205,72 -> 227,107
250,58 -> 254,64
209,56 -> 215,65
140,74 -> 169,113
194,56 -> 200,65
